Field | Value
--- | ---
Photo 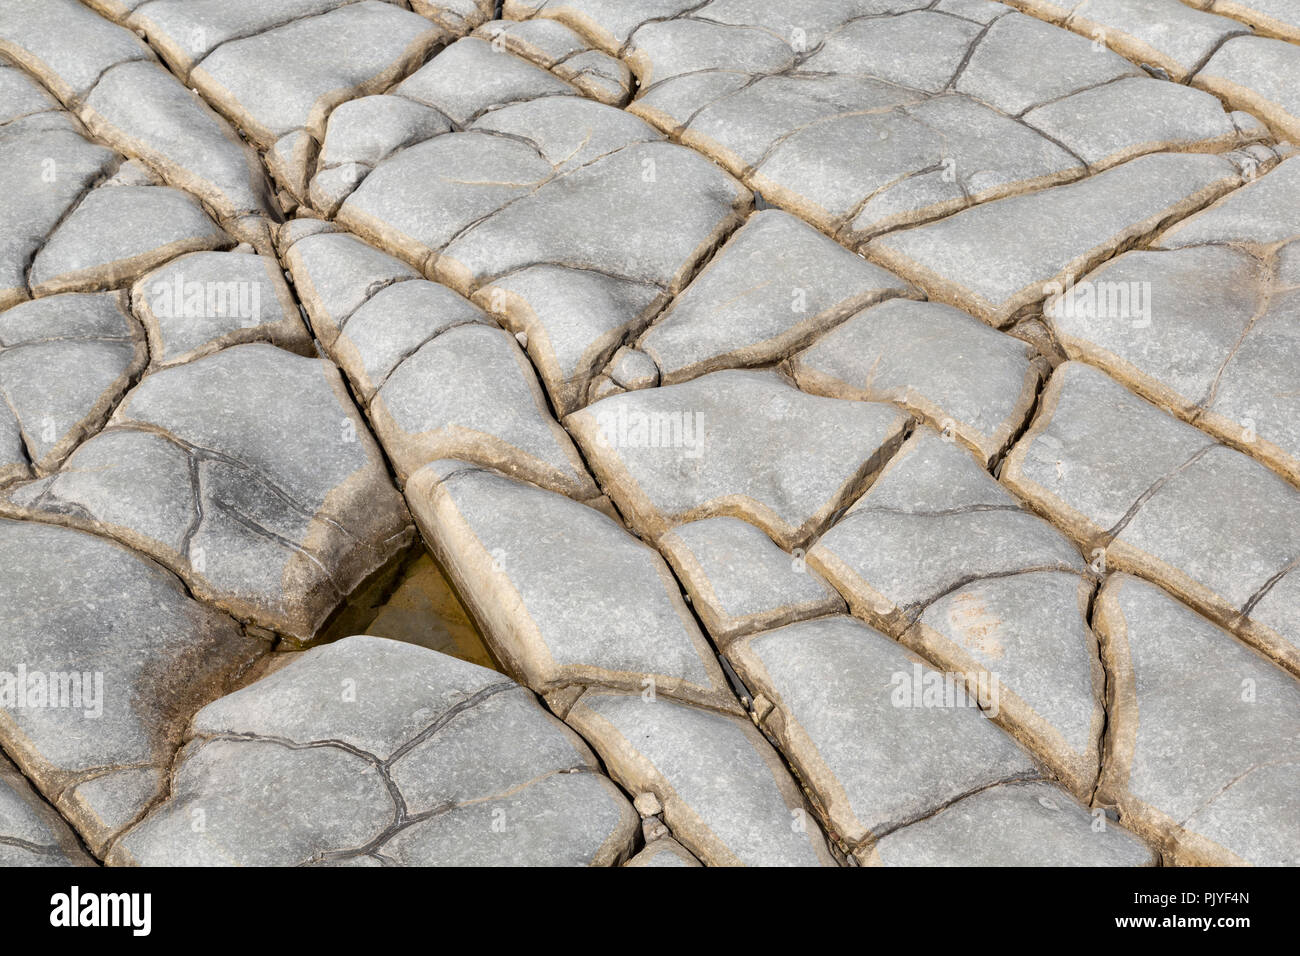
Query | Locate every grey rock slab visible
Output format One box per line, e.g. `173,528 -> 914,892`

868,152 -> 1245,326
0,115 -> 117,310
728,615 -> 1041,850
114,737 -> 395,866
659,516 -> 845,645
338,130 -> 554,272
308,162 -> 369,218
132,251 -> 313,368
394,36 -> 577,127
567,369 -> 911,549
387,688 -> 598,817
190,2 -> 444,149
625,16 -> 796,90
791,297 -> 1047,465
907,569 -> 1105,796
1094,574 -> 1299,865
127,0 -> 359,78
4,344 -> 413,643
79,59 -> 276,222
553,49 -> 634,106
1004,361 -> 1300,676
310,95 -> 451,213
0,518 -> 263,854
470,96 -> 660,175
503,0 -> 701,52
410,0 -> 495,35
1045,245 -> 1266,417
30,184 -> 233,298
1066,0 -> 1249,82
654,72 -> 919,175
474,17 -> 595,66
566,689 -> 838,866
1022,77 -> 1240,170
280,229 -> 421,349
316,94 -> 452,171
472,264 -> 664,417
112,635 -> 638,866
624,837 -> 702,867
0,291 -> 146,474
0,0 -> 153,103
367,321 -> 600,499
191,636 -> 510,761
865,779 -> 1155,866
1194,35 -> 1300,142
638,209 -> 916,385
0,755 -> 94,866
1155,153 -> 1300,252
1209,0 -> 1300,42
0,402 -> 26,486
751,93 -> 1083,243
473,18 -> 632,105
1002,362 -> 1216,545
0,62 -> 61,125
433,141 -> 751,296
955,11 -> 1140,113
1115,444 -> 1300,654
809,428 -> 1087,633
379,770 -> 636,866
1204,285 -> 1300,484
405,460 -> 739,712
1249,564 -> 1300,672
700,0 -> 936,41
1046,221 -> 1300,486
329,277 -> 489,403
800,11 -> 978,93
266,128 -> 318,204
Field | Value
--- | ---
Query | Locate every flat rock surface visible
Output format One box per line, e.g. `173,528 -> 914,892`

1004,361 -> 1300,675
566,689 -> 838,866
0,0 -> 1295,869
405,461 -> 738,713
0,292 -> 146,477
133,251 -> 312,368
110,636 -> 639,866
1047,156 -> 1300,484
659,516 -> 844,645
0,754 -> 95,866
866,779 -> 1156,866
636,209 -> 915,384
792,298 -> 1047,464
728,615 -> 1042,851
868,152 -> 1247,326
0,518 -> 263,854
2,344 -> 413,643
1094,574 -> 1298,865
568,369 -> 910,549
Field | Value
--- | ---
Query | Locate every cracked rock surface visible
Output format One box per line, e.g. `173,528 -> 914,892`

109,636 -> 639,866
0,0 -> 1296,868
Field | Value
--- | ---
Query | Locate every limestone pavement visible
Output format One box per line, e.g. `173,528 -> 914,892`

0,0 -> 1295,867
